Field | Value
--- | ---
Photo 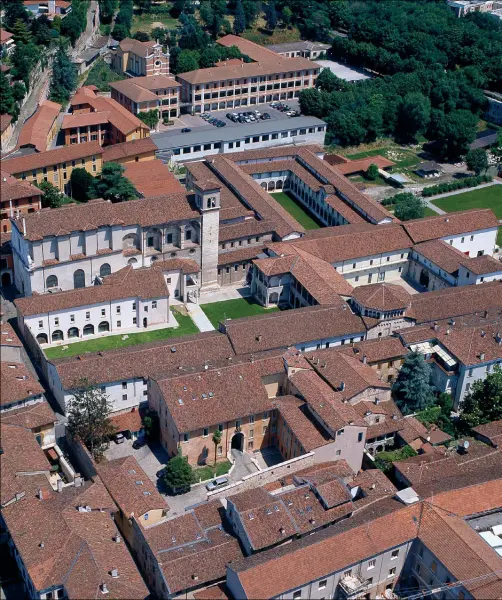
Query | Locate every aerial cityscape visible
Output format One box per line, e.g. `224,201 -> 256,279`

1,1 -> 502,599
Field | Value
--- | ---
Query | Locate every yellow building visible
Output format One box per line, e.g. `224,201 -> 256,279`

17,100 -> 61,153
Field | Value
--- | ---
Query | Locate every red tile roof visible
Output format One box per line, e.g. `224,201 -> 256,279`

0,361 -> 44,406
1,400 -> 57,430
123,159 -> 184,197
352,282 -> 412,311
17,100 -> 61,152
102,137 -> 157,162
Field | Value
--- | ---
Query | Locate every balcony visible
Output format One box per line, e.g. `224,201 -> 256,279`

338,574 -> 371,599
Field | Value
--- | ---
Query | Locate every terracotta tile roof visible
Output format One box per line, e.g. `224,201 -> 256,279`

228,144 -> 324,163
216,34 -> 282,62
156,354 -> 282,432
62,110 -> 110,128
109,75 -> 179,103
354,398 -> 404,440
123,159 -> 184,197
177,55 -> 318,85
209,156 -> 305,238
102,137 -> 157,162
17,193 -> 199,241
1,400 -> 57,430
0,361 -> 44,406
0,28 -> 14,43
413,239 -> 467,274
408,280 -> 502,323
472,419 -> 502,445
223,304 -> 364,355
338,337 -> 408,364
462,253 -> 502,275
0,112 -> 13,133
117,37 -> 159,59
218,218 -> 275,242
274,395 -> 332,451
435,323 -> 502,366
193,583 -> 231,600
217,244 -> 265,266
352,283 -> 412,313
327,155 -> 395,175
2,141 -> 103,175
0,170 -> 41,203
154,257 -> 200,273
403,208 -> 500,243
16,265 -> 168,316
98,455 -> 168,519
17,100 -> 61,152
0,321 -> 22,347
108,409 -> 143,434
1,479 -> 149,598
267,222 -> 411,263
51,330 -> 235,389
239,159 -> 323,191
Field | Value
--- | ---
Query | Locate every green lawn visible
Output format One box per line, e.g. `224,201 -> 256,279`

430,184 -> 502,246
131,14 -> 179,34
344,145 -> 421,170
242,20 -> 301,46
423,206 -> 439,217
84,58 -> 125,92
201,298 -> 278,328
43,308 -> 198,360
271,191 -> 322,230
192,460 -> 232,483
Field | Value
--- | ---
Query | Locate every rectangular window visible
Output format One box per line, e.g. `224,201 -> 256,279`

54,317 -> 59,326
70,314 -> 75,323
116,306 -> 121,314
391,550 -> 399,559
293,592 -> 301,600
39,320 -> 43,328
218,423 -> 224,432
368,560 -> 376,570
217,445 -> 223,455
101,309 -> 106,316
122,382 -> 127,390
249,415 -> 255,424
183,433 -> 190,442
203,427 -> 209,437
122,394 -> 127,401
133,317 -> 137,325
117,320 -> 121,327
263,412 -> 269,419
431,561 -> 437,573
235,419 -> 241,428
343,570 -> 351,578
388,568 -> 396,577
152,301 -> 157,309
249,429 -> 254,439
358,432 -> 364,442
86,311 -> 90,320
318,581 -> 327,590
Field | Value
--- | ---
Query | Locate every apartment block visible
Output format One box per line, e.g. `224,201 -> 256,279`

1,172 -> 42,234
110,75 -> 181,120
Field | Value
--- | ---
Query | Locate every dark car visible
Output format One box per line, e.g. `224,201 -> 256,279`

216,121 -> 226,127
261,113 -> 271,120
181,127 -> 192,133
132,437 -> 147,449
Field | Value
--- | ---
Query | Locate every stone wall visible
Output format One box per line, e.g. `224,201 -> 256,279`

206,452 -> 315,500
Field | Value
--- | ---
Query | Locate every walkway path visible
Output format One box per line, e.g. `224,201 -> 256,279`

186,304 -> 215,332
422,181 -> 502,216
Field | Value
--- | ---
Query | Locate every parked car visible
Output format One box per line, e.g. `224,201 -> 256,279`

132,437 -> 147,449
286,111 -> 295,116
206,476 -> 229,491
181,127 -> 192,133
114,433 -> 125,444
261,113 -> 271,120
216,121 -> 226,127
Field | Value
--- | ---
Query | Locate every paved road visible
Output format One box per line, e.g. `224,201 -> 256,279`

186,304 -> 215,332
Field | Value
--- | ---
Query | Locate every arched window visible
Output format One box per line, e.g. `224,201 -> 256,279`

73,270 -> 85,289
127,258 -> 138,267
276,180 -> 283,190
98,321 -> 110,332
52,330 -> 64,341
68,327 -> 79,338
36,333 -> 48,345
122,233 -> 138,249
99,263 -> 111,277
268,181 -> 276,191
46,275 -> 58,289
83,324 -> 95,336
260,182 -> 267,189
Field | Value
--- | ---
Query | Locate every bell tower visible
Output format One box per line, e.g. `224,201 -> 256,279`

195,180 -> 220,291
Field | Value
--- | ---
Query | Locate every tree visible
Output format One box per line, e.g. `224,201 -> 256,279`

315,69 -> 346,93
37,181 -> 68,208
212,430 -> 222,465
91,162 -> 138,203
67,378 -> 116,460
133,31 -> 150,42
30,14 -> 55,46
392,351 -> 436,415
458,366 -> 502,430
60,11 -> 85,46
393,193 -> 425,221
233,0 -> 246,35
11,81 -> 26,103
112,23 -> 129,42
3,0 -> 29,29
49,47 -> 77,105
176,49 -> 200,74
70,168 -> 94,202
366,163 -> 379,181
162,450 -> 193,493
397,92 -> 431,142
466,148 -> 489,175
264,0 -> 278,31
136,0 -> 152,14
11,19 -> 33,45
242,0 -> 261,28
429,109 -> 478,160
138,109 -> 159,130
0,71 -> 18,119
142,409 -> 159,440
10,41 -> 39,89
282,6 -> 293,28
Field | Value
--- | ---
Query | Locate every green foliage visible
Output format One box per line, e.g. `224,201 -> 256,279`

366,163 -> 379,181
417,393 -> 456,437
49,46 -> 77,104
264,0 -> 278,31
282,6 -> 293,28
374,445 -> 417,474
392,193 -> 425,221
466,148 -> 489,175
133,31 -> 150,42
136,0 -> 152,14
422,174 -> 492,197
458,366 -> 502,430
37,181 -> 68,208
162,451 -> 193,493
67,378 -> 116,460
392,351 -> 436,415
137,109 -> 159,130
429,109 -> 478,160
315,69 -> 347,93
113,0 -> 133,40
397,92 -> 431,143
98,0 -> 117,25
112,23 -> 129,42
84,58 -> 125,93
233,0 -> 246,35
70,168 -> 95,202
175,49 -> 201,74
242,0 -> 261,28
2,0 -> 29,29
11,41 -> 39,89
11,19 -> 33,45
142,409 -> 159,440
212,429 -> 222,465
0,71 -> 18,120
61,0 -> 87,46
178,14 -> 210,51
30,14 -> 56,46
91,162 -> 138,203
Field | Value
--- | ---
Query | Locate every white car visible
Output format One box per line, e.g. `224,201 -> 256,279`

206,476 -> 229,491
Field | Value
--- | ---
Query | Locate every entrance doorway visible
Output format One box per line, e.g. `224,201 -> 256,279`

143,317 -> 148,328
231,432 -> 244,452
1,272 -> 11,286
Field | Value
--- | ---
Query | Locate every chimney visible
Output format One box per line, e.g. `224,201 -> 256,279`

74,475 -> 83,487
57,479 -> 63,492
434,324 -> 439,332
484,310 -> 489,318
114,534 -> 121,543
37,488 -> 43,500
22,217 -> 26,236
110,568 -> 119,578
479,352 -> 485,361
279,526 -> 286,535
496,332 -> 502,345
192,574 -> 199,581
481,330 -> 486,338
100,583 -> 109,594
445,329 -> 450,335
339,381 -> 345,392
362,354 -> 367,364
256,334 -> 262,342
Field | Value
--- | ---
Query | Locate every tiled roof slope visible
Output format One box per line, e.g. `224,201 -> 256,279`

17,100 -> 61,152
0,361 -> 44,405
403,209 -> 499,243
352,282 -> 412,311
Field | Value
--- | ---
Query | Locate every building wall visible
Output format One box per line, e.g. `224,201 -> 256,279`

455,359 -> 502,408
1,119 -> 14,148
440,228 -> 498,258
1,192 -> 42,234
457,264 -> 502,286
111,86 -> 179,119
333,250 -> 410,286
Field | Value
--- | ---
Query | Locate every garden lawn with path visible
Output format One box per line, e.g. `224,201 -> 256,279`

192,460 -> 232,484
271,191 -> 322,230
430,185 -> 502,245
43,308 -> 198,359
201,298 -> 278,328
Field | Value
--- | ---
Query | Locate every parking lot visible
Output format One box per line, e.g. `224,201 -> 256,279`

170,100 -> 301,134
104,438 -> 169,483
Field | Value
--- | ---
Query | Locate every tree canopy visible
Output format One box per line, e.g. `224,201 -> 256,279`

49,46 -> 77,105
392,193 -> 426,221
459,366 -> 502,430
392,351 -> 436,415
162,452 -> 193,493
91,163 -> 138,203
70,168 -> 95,202
466,148 -> 489,175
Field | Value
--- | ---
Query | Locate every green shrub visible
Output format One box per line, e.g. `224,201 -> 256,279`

422,175 -> 492,197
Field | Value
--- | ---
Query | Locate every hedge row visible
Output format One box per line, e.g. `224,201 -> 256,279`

422,175 -> 492,197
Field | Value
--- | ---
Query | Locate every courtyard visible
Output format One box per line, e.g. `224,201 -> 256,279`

43,308 -> 198,360
201,297 -> 279,328
270,191 -> 322,230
